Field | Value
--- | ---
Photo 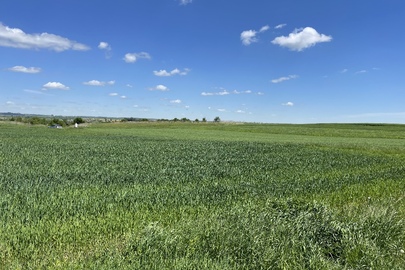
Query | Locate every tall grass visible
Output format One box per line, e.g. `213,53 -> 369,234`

0,122 -> 404,269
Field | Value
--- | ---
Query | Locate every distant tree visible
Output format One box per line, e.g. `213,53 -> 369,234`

214,116 -> 221,122
194,118 -> 199,122
28,117 -> 47,125
181,117 -> 190,122
172,118 -> 179,122
49,118 -> 66,127
202,117 -> 207,122
73,117 -> 85,124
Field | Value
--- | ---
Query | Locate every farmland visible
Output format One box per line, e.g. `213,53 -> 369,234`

1,122 -> 404,269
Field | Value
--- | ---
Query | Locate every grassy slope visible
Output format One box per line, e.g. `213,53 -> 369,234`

0,122 -> 404,269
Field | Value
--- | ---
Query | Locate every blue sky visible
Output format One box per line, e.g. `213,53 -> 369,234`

1,0 -> 404,123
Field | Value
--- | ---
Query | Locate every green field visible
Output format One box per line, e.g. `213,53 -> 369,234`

1,122 -> 404,269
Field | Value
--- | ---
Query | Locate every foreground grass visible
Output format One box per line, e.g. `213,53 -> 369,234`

0,122 -> 404,269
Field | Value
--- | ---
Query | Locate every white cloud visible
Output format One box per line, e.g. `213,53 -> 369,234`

355,70 -> 367,74
202,88 -> 255,96
98,41 -> 112,58
98,41 -> 111,50
170,99 -> 182,104
42,82 -> 69,90
153,68 -> 190,77
236,110 -> 246,113
217,108 -> 226,112
120,96 -> 127,99
260,25 -> 270,32
109,93 -> 118,96
233,90 -> 252,94
272,27 -> 332,51
240,30 -> 258,46
0,22 -> 90,51
341,68 -> 348,73
83,80 -> 115,86
282,102 -> 294,106
123,52 -> 151,63
24,89 -> 46,95
275,24 -> 287,29
8,65 -> 41,73
179,0 -> 192,5
271,75 -> 298,83
150,84 -> 169,91
126,84 -> 133,88
201,89 -> 230,96
6,101 -> 15,105
241,25 -> 270,46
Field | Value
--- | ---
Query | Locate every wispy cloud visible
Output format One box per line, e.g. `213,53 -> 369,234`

341,68 -> 348,73
8,65 -> 41,73
240,25 -> 270,46
179,0 -> 192,5
149,84 -> 169,91
123,52 -> 151,63
170,99 -> 182,104
42,82 -> 69,90
275,24 -> 287,29
24,89 -> 49,95
282,102 -> 294,106
153,68 -> 190,77
202,88 -> 253,96
272,27 -> 332,51
355,70 -> 367,74
0,22 -> 89,51
271,75 -> 298,83
83,80 -> 115,86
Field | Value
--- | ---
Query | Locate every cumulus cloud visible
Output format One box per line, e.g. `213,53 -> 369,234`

83,80 -> 115,86
153,68 -> 190,77
123,52 -> 151,63
272,27 -> 332,51
98,41 -> 112,58
8,65 -> 41,73
282,102 -> 294,106
150,84 -> 169,91
271,75 -> 298,83
0,22 -> 90,51
241,25 -> 270,46
98,41 -> 111,50
42,82 -> 69,90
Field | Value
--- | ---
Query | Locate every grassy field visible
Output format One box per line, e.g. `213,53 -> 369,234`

1,122 -> 404,269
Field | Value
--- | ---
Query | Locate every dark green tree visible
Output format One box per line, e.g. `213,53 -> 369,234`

73,117 -> 85,124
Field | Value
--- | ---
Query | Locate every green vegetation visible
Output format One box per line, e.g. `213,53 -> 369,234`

1,122 -> 404,269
